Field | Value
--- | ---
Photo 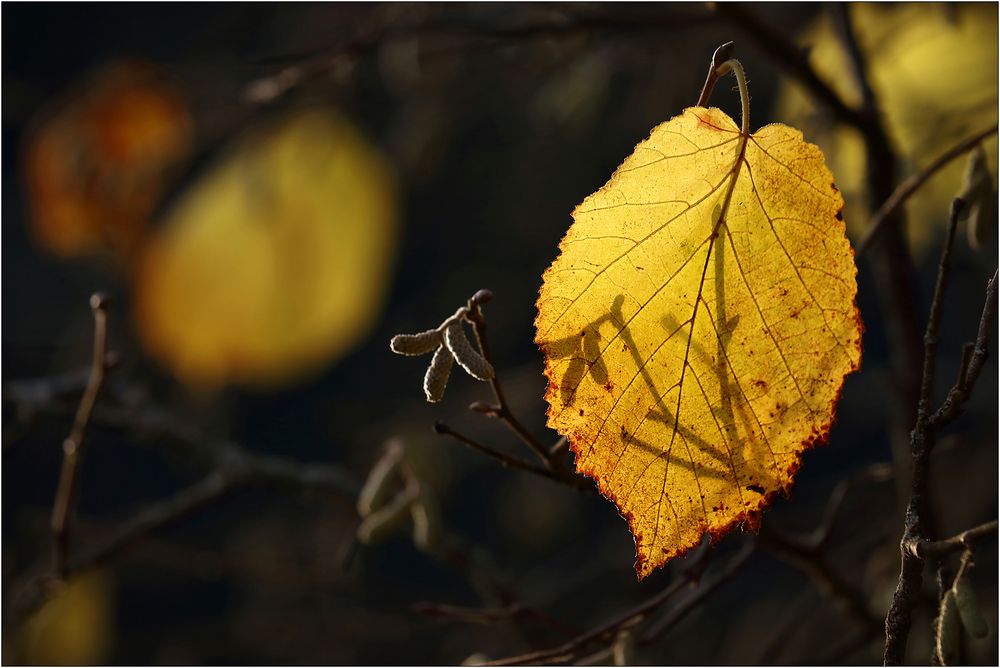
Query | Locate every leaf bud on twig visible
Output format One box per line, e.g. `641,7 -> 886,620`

469,289 -> 493,306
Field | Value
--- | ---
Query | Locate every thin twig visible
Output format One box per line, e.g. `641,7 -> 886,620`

856,124 -> 999,258
929,269 -> 998,430
244,7 -> 713,105
413,601 -> 579,638
914,520 -> 998,560
433,421 -> 556,480
50,293 -> 111,578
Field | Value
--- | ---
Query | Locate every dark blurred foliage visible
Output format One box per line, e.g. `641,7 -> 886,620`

2,3 -> 997,665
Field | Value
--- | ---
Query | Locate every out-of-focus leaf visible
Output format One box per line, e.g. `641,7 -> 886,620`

134,108 -> 398,388
17,572 -> 114,665
23,62 -> 192,257
776,3 -> 998,255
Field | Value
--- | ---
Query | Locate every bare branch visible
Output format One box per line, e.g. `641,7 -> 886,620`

50,293 -> 112,577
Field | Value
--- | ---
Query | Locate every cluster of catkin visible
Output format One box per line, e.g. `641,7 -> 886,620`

390,307 -> 494,402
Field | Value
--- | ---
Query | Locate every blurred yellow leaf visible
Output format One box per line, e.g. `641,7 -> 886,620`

23,62 -> 192,257
775,3 -> 998,254
134,108 -> 398,388
17,572 -> 114,665
536,106 -> 860,578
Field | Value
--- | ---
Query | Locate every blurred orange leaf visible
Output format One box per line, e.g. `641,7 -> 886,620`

134,108 -> 398,388
23,62 -> 192,257
535,105 -> 861,578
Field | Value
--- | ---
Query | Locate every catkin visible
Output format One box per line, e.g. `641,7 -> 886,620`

954,573 -> 989,639
935,591 -> 961,666
967,197 -> 996,251
612,630 -> 634,667
390,329 -> 443,356
356,444 -> 404,516
356,490 -> 414,545
423,346 -> 454,402
960,145 -> 995,250
443,322 -> 494,380
410,500 -> 436,550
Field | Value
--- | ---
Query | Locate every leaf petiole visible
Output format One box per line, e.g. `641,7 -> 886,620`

715,58 -> 750,137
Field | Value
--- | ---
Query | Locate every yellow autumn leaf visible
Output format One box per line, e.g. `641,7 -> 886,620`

535,101 -> 861,578
775,3 -> 998,255
134,108 -> 397,388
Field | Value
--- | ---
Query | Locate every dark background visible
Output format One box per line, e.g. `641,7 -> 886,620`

3,3 -> 997,665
